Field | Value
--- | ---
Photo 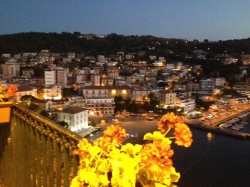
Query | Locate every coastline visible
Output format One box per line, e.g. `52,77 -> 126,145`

183,108 -> 250,139
77,107 -> 250,141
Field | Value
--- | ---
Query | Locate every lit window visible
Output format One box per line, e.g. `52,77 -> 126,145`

111,90 -> 116,95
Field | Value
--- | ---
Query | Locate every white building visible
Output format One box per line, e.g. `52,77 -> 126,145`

58,106 -> 88,132
223,57 -> 238,65
82,87 -> 108,98
44,70 -> 56,87
16,86 -> 37,102
166,63 -> 175,70
199,79 -> 215,91
2,54 -> 11,58
158,57 -> 166,63
214,77 -> 225,87
44,68 -> 68,88
43,85 -> 62,100
86,97 -> 115,117
158,90 -> 176,106
178,97 -> 196,113
97,55 -> 106,61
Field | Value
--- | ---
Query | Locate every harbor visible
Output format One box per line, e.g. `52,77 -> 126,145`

183,108 -> 250,139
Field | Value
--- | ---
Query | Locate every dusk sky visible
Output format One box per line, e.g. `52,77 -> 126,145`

1,0 -> 250,41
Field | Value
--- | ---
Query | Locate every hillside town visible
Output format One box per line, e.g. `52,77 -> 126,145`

1,37 -> 250,133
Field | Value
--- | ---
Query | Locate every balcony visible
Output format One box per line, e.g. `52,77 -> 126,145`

0,104 -> 82,187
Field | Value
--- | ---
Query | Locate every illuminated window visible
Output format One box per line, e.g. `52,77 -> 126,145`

111,90 -> 116,95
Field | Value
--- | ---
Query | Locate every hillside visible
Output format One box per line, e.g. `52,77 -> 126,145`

1,32 -> 250,56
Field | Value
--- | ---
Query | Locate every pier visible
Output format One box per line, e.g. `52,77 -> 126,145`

184,108 -> 250,139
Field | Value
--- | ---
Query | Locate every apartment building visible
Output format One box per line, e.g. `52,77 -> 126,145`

214,77 -> 225,87
187,82 -> 200,93
16,86 -> 37,101
2,59 -> 23,77
43,85 -> 62,100
86,98 -> 115,116
44,68 -> 68,88
90,74 -> 101,86
131,86 -> 151,103
199,79 -> 215,91
101,77 -> 114,86
44,70 -> 56,87
158,90 -> 176,106
178,97 -> 196,113
82,85 -> 131,99
106,66 -> 120,78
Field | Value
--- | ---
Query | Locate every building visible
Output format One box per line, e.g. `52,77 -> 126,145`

82,85 -> 131,99
131,86 -> 151,103
187,82 -> 200,93
199,79 -> 215,91
44,68 -> 68,88
106,66 -> 120,78
16,86 -> 38,101
43,85 -> 62,100
177,97 -> 196,113
22,69 -> 34,78
44,69 -> 56,87
90,74 -> 101,86
82,86 -> 108,98
58,106 -> 88,132
2,59 -> 23,77
67,52 -> 75,58
234,83 -> 250,92
222,57 -> 238,65
85,97 -> 115,116
158,90 -> 176,107
214,77 -> 225,87
56,68 -> 68,88
101,76 -> 114,86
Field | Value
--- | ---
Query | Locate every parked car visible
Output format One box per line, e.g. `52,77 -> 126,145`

147,117 -> 154,121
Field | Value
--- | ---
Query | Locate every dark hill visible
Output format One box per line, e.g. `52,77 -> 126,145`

0,32 -> 250,55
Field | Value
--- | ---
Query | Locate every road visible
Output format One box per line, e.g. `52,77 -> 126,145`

84,118 -> 160,144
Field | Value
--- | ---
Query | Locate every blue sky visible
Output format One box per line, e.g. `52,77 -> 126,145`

1,0 -> 250,41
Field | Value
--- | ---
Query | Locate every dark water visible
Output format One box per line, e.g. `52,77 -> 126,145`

86,118 -> 250,187
173,128 -> 250,187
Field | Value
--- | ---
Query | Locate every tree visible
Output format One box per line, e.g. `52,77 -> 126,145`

127,100 -> 138,113
203,39 -> 209,43
20,95 -> 37,102
62,88 -> 77,98
114,96 -> 126,113
58,121 -> 69,128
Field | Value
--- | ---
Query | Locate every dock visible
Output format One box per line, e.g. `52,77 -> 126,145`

184,109 -> 250,139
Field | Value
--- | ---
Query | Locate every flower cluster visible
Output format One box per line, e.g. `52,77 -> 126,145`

71,112 -> 193,187
0,83 -> 18,102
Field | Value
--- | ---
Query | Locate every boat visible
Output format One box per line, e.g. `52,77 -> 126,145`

220,122 -> 233,128
232,126 -> 243,130
231,123 -> 244,130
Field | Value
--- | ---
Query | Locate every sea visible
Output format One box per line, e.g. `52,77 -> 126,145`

86,115 -> 250,187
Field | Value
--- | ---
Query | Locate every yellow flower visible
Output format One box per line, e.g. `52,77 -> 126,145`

71,113 -> 192,187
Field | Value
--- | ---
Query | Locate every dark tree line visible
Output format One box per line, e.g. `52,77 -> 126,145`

1,32 -> 250,60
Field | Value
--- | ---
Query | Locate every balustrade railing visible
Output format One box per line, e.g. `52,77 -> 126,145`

0,104 -> 82,187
